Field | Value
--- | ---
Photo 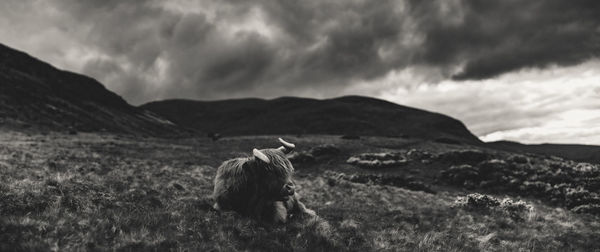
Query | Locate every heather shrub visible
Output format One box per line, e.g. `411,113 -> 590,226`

346,152 -> 408,169
455,193 -> 533,221
440,164 -> 479,185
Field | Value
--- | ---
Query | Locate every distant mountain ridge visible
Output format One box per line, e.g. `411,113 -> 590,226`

141,97 -> 600,163
2,42 -> 599,164
141,96 -> 483,144
0,43 -> 188,136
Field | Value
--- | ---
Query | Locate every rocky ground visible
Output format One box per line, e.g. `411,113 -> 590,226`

1,131 -> 599,251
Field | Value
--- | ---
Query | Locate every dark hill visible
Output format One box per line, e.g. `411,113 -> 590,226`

141,96 -> 483,144
0,43 -> 188,136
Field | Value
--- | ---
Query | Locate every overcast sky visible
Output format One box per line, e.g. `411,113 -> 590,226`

1,0 -> 599,144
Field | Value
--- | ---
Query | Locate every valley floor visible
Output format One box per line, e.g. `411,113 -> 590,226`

0,131 -> 599,251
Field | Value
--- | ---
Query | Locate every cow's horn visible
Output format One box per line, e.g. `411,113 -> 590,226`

253,148 -> 270,163
277,138 -> 295,154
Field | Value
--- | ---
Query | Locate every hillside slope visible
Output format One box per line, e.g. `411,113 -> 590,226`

0,43 -> 188,136
141,96 -> 482,144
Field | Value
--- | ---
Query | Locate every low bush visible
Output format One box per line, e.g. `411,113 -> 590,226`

454,193 -> 532,221
346,152 -> 408,169
288,145 -> 340,165
325,171 -> 435,194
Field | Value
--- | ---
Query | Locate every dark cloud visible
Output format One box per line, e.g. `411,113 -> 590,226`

1,0 -> 599,104
408,0 -> 600,80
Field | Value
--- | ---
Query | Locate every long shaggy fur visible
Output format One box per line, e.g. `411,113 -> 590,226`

213,148 -> 314,223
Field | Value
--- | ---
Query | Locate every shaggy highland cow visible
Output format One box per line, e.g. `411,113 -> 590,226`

213,138 -> 316,223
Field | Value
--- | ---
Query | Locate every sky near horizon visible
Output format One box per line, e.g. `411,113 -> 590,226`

0,0 -> 599,144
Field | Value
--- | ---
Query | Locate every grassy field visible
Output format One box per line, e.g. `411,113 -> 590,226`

1,131 -> 599,251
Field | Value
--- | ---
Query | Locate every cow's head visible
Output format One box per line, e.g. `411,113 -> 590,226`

251,138 -> 297,201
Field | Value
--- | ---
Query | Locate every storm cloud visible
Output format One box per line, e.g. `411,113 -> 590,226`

1,0 -> 598,104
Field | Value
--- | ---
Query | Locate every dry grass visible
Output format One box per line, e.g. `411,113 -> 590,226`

0,131 -> 599,251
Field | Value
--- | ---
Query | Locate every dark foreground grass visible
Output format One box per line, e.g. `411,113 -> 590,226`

0,131 -> 599,251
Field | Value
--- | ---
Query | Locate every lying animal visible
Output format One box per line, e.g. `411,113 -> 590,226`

212,138 -> 315,223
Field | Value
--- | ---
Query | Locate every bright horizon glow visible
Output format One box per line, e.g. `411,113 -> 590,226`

375,60 -> 600,145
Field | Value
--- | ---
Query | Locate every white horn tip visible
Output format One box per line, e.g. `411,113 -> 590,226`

253,148 -> 270,163
278,138 -> 295,148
